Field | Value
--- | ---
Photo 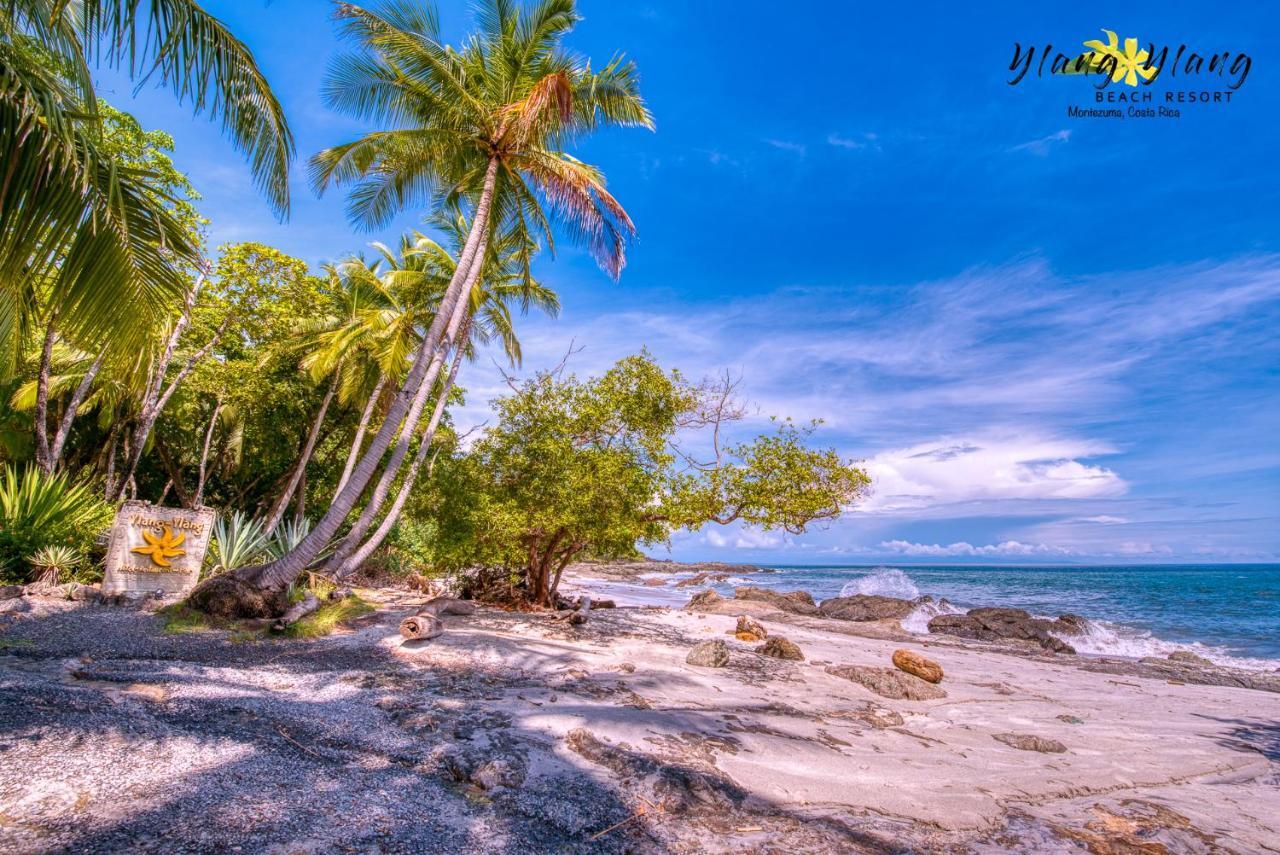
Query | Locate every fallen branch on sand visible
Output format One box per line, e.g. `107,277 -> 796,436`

399,596 -> 477,640
272,594 -> 321,632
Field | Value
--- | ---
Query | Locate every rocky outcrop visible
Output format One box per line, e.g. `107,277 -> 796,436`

817,594 -> 918,622
734,615 -> 768,642
1167,651 -> 1213,667
891,649 -> 943,684
993,732 -> 1067,753
733,587 -> 818,616
684,589 -> 724,611
686,640 -> 730,667
757,636 -> 804,661
825,665 -> 947,700
0,585 -> 23,600
675,571 -> 731,588
928,607 -> 1078,654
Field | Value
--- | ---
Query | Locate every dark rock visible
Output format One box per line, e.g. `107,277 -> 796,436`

0,585 -> 23,600
891,649 -> 944,683
825,664 -> 947,701
928,607 -> 1076,654
684,589 -> 724,611
756,636 -> 804,661
993,732 -> 1067,753
68,583 -> 101,602
1167,651 -> 1213,667
733,586 -> 818,616
686,640 -> 730,667
674,571 -> 730,588
1056,714 -> 1085,725
817,594 -> 916,622
733,615 -> 768,641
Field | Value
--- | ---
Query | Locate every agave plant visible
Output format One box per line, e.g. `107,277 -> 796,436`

0,465 -> 114,583
266,518 -> 312,561
207,511 -> 270,575
27,544 -> 81,587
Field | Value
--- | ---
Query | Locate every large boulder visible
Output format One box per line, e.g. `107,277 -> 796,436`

686,639 -> 730,667
891,649 -> 944,683
825,664 -> 947,701
818,594 -> 917,622
683,588 -> 725,611
757,636 -> 804,661
928,607 -> 1076,654
733,586 -> 818,616
0,585 -> 23,601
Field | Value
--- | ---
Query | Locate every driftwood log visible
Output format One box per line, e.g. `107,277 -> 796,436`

272,593 -> 321,632
398,596 -> 476,640
551,595 -> 593,626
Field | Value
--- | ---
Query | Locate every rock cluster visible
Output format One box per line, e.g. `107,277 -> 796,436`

732,586 -> 818,616
683,589 -> 724,611
928,607 -> 1084,654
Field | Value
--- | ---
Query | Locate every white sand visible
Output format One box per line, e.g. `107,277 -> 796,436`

387,578 -> 1280,851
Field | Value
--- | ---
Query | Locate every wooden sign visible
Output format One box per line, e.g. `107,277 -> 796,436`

101,501 -> 216,597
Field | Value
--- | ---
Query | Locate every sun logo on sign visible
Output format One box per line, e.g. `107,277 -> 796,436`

132,525 -> 187,568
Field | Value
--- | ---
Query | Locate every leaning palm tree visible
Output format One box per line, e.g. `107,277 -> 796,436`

329,215 -> 559,576
0,1 -> 293,369
204,0 -> 651,602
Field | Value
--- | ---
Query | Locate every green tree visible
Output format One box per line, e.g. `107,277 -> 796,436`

233,0 -> 652,592
427,354 -> 870,606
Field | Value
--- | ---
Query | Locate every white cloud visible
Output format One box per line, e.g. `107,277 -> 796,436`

880,539 -> 1077,557
1008,129 -> 1071,155
827,132 -> 880,151
858,433 -> 1126,513
1076,515 -> 1129,525
764,138 -> 806,157
705,528 -> 785,550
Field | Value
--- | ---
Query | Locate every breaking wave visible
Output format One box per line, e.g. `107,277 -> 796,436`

1053,618 -> 1277,672
838,567 -> 920,600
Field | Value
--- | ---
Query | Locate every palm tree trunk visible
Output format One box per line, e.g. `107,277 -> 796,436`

48,347 -> 106,470
33,319 -> 58,474
335,376 -> 385,499
193,397 -> 223,507
232,157 -> 500,591
324,243 -> 482,572
262,372 -> 339,535
337,322 -> 470,576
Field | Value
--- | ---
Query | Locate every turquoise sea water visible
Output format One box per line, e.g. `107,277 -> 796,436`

670,564 -> 1280,670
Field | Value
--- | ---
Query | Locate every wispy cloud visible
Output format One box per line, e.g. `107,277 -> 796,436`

827,132 -> 879,151
1008,129 -> 1071,155
880,539 -> 1077,557
764,138 -> 807,157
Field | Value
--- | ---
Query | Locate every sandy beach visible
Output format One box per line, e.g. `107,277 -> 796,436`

0,567 -> 1276,854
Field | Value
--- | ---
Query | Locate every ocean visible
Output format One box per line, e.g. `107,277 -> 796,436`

621,563 -> 1280,671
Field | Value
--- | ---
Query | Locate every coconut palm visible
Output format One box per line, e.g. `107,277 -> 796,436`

0,0 -> 293,370
220,0 -> 650,594
329,215 -> 559,576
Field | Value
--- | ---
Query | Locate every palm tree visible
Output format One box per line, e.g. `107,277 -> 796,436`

330,216 -> 559,576
262,250 -> 423,532
220,0 -> 651,595
0,1 -> 293,369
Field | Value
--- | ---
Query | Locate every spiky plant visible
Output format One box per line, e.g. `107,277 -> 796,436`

207,511 -> 270,575
27,544 -> 81,587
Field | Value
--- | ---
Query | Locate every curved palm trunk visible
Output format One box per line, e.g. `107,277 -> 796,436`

49,347 -> 106,470
335,375 -> 386,499
337,321 -> 470,576
323,243 -> 482,573
235,157 -> 499,590
33,319 -> 58,474
262,371 -> 338,535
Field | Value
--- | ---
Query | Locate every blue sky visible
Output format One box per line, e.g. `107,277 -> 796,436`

98,1 -> 1279,564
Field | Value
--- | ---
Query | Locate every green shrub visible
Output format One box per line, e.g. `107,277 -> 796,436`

0,466 -> 114,584
27,544 -> 81,586
206,511 -> 269,575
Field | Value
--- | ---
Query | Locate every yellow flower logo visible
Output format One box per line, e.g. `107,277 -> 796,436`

132,526 -> 187,568
1078,29 -> 1158,87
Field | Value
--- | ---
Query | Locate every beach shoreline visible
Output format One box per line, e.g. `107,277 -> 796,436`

2,574 -> 1277,852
